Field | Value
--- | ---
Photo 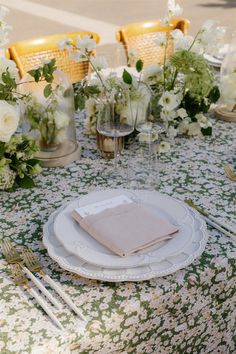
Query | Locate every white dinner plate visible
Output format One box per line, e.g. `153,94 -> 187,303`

43,206 -> 208,282
204,53 -> 222,68
52,190 -> 195,269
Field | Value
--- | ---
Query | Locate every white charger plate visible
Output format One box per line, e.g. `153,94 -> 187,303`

43,207 -> 208,282
52,190 -> 194,269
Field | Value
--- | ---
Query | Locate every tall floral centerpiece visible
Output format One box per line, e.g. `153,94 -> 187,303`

138,0 -> 221,142
59,35 -> 150,156
0,6 -> 42,190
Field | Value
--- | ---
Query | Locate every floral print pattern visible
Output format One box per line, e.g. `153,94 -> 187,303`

0,115 -> 235,353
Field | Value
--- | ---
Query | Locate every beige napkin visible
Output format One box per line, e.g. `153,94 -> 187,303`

72,203 -> 179,257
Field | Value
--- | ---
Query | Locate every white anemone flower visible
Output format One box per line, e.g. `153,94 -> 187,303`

90,56 -> 108,71
155,32 -> 167,47
158,141 -> 171,153
159,91 -> 181,111
76,35 -> 96,53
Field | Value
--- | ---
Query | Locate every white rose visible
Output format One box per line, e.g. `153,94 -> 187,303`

0,101 -> 19,142
54,111 -> 70,130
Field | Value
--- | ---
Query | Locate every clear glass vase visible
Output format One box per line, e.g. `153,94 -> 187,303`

19,70 -> 80,167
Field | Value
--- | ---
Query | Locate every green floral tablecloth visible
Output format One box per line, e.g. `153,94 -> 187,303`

0,116 -> 236,354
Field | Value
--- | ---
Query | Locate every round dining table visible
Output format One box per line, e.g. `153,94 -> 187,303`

0,113 -> 235,354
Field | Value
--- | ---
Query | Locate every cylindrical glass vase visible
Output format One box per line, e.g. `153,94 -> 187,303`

19,70 -> 80,167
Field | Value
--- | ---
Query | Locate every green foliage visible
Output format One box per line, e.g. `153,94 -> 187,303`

122,69 -> 132,85
73,81 -> 101,111
136,59 -> 143,73
28,59 -> 57,87
0,69 -> 18,102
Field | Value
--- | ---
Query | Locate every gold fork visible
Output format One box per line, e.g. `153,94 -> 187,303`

0,239 -> 62,309
21,247 -> 86,321
224,164 -> 236,182
10,263 -> 63,329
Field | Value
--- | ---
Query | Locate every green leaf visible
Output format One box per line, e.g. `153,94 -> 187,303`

122,69 -> 133,85
0,142 -> 5,158
43,83 -> 52,98
26,158 -> 40,167
201,126 -> 212,136
74,93 -> 85,111
15,174 -> 36,189
208,86 -> 220,103
136,59 -> 143,73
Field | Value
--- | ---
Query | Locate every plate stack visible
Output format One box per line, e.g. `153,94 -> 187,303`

43,189 -> 208,282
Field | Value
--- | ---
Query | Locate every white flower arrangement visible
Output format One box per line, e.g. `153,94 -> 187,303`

0,6 -> 42,190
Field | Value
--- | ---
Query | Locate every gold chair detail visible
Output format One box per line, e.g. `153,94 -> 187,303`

8,32 -> 100,84
116,18 -> 190,66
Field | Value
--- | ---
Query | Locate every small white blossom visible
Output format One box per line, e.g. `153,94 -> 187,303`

167,126 -> 178,138
155,32 -> 167,47
142,64 -> 162,84
76,35 -> 96,53
128,49 -> 138,66
90,56 -> 108,71
54,111 -> 70,130
178,119 -> 190,134
57,37 -> 73,51
69,50 -> 87,62
158,141 -> 171,153
177,108 -> 188,119
167,0 -> 183,20
188,122 -> 202,136
161,109 -> 177,122
171,29 -> 195,51
196,113 -> 212,128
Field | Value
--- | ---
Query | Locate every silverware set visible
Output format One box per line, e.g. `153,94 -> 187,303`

185,199 -> 236,241
1,239 -> 86,329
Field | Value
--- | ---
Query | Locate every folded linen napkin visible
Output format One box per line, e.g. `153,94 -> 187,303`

72,201 -> 179,257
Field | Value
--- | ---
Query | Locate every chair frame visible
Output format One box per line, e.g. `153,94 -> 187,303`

8,32 -> 100,83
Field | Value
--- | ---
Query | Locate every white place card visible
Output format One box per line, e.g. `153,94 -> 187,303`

75,195 -> 133,218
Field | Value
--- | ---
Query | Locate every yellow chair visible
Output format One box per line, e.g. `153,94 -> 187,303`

116,18 -> 190,66
8,32 -> 100,84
